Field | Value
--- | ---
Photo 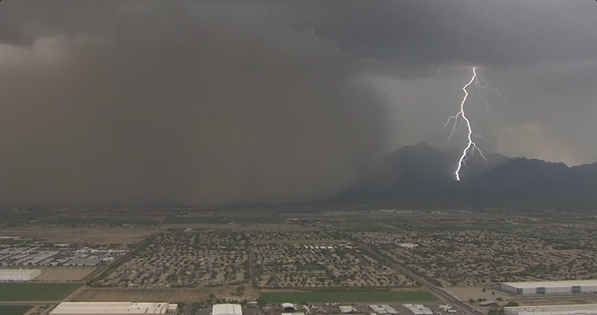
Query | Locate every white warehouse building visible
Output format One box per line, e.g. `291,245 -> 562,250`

501,280 -> 597,295
212,304 -> 243,315
0,269 -> 41,281
504,304 -> 597,315
50,302 -> 178,315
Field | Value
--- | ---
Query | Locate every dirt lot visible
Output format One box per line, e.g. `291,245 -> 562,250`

0,227 -> 159,244
162,223 -> 305,231
445,286 -> 514,301
72,286 -> 259,303
37,267 -> 96,281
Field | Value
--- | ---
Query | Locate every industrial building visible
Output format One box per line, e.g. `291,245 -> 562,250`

403,304 -> 433,315
501,280 -> 597,295
369,305 -> 398,314
504,304 -> 597,315
282,303 -> 297,312
0,269 -> 41,281
212,304 -> 243,315
340,306 -> 357,313
50,302 -> 178,315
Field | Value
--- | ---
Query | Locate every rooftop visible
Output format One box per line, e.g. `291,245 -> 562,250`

506,304 -> 597,315
212,304 -> 243,315
50,302 -> 175,314
502,280 -> 597,288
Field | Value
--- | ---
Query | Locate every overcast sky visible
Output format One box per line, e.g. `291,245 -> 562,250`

0,0 -> 596,205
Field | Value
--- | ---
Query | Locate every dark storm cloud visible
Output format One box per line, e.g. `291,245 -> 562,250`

279,0 -> 596,166
288,0 -> 597,70
0,1 -> 390,206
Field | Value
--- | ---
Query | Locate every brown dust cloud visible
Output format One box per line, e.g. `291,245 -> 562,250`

0,2 -> 391,206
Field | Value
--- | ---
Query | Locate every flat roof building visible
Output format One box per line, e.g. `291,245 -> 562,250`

0,269 -> 41,281
504,304 -> 597,315
501,280 -> 597,295
282,303 -> 297,312
212,304 -> 243,315
50,302 -> 177,315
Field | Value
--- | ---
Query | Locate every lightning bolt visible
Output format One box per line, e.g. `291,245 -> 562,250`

444,67 -> 486,181
475,72 -> 511,115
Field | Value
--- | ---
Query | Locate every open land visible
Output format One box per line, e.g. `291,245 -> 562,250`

0,305 -> 33,315
37,268 -> 96,281
0,227 -> 157,245
0,283 -> 83,301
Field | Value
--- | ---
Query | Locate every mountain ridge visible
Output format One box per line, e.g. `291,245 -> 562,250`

337,142 -> 597,205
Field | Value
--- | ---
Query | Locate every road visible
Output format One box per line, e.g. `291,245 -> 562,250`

248,251 -> 258,288
354,242 -> 480,315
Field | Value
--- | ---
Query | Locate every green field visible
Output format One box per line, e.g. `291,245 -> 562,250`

43,218 -> 157,225
231,217 -> 282,224
165,216 -> 281,224
164,217 -> 230,224
0,283 -> 83,301
260,290 -> 437,303
340,220 -> 396,232
0,213 -> 50,221
0,305 -> 33,315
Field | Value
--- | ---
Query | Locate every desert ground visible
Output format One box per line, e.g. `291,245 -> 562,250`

0,227 -> 159,244
37,268 -> 96,282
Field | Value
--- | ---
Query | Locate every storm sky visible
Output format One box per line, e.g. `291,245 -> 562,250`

0,0 -> 596,205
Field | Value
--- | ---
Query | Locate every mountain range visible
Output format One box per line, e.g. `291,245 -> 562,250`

337,142 -> 597,207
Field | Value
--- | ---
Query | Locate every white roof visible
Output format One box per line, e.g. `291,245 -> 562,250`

0,269 -> 40,275
502,280 -> 597,289
212,304 -> 243,315
50,302 -> 172,314
507,304 -> 597,315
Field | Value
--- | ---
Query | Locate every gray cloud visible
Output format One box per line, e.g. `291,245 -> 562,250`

295,0 -> 596,166
289,0 -> 597,70
0,1 -> 390,206
0,0 -> 595,207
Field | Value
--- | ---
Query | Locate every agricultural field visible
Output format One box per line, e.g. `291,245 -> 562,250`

0,305 -> 33,315
0,283 -> 83,301
164,216 -> 281,224
232,217 -> 282,224
339,220 -> 397,232
0,227 -> 156,244
259,289 -> 437,303
391,223 -> 535,231
41,218 -> 159,226
164,217 -> 230,224
72,288 -> 214,303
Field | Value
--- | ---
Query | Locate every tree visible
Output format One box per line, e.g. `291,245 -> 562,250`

469,299 -> 475,304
